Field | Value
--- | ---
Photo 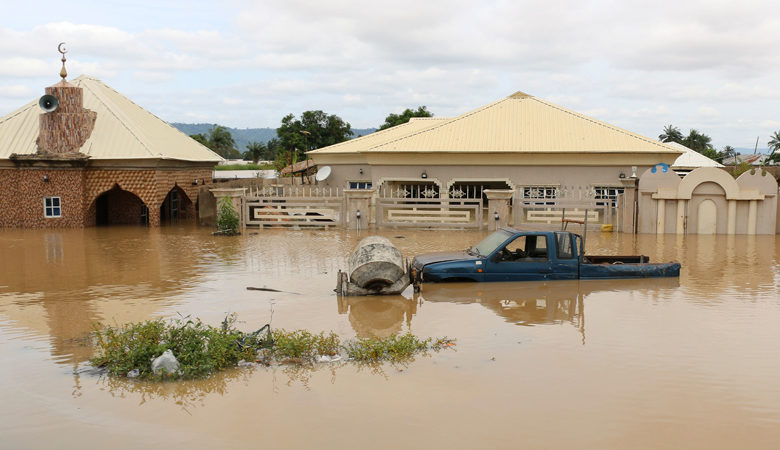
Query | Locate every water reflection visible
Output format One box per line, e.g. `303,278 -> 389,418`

414,278 -> 680,339
337,295 -> 418,338
0,226 -> 219,366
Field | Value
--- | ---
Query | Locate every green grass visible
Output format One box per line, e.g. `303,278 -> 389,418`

91,317 -> 455,380
214,163 -> 275,171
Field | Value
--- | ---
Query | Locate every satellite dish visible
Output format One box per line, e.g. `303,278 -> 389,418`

39,94 -> 58,112
315,166 -> 331,182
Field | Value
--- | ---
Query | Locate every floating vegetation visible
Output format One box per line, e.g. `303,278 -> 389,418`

91,315 -> 455,381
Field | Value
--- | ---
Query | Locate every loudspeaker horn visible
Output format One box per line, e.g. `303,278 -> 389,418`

39,94 -> 58,112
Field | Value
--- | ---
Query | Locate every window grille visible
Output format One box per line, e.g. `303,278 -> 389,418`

594,186 -> 624,207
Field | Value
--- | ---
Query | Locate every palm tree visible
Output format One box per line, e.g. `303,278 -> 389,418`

659,125 -> 683,143
682,129 -> 713,153
244,141 -> 267,164
768,131 -> 780,164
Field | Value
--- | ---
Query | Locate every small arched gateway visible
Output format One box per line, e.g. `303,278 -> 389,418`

637,166 -> 777,235
0,49 -> 221,229
91,184 -> 149,226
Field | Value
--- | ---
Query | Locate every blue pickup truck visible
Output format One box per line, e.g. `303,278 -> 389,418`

410,228 -> 681,286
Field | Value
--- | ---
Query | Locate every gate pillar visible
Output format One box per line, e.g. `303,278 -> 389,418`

484,189 -> 514,230
210,188 -> 246,233
344,189 -> 375,230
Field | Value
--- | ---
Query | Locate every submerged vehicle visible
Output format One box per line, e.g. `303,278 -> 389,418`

410,228 -> 681,287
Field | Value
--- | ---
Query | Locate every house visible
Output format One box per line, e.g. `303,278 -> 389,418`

0,63 -> 222,228
308,91 -> 682,207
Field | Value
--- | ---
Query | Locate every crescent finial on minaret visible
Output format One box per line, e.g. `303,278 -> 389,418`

58,42 -> 68,80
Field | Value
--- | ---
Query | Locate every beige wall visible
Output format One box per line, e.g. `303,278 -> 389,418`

317,164 -> 649,192
638,166 -> 777,235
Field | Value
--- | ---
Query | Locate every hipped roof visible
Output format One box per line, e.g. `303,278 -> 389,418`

667,142 -> 724,168
310,91 -> 681,156
0,75 -> 222,163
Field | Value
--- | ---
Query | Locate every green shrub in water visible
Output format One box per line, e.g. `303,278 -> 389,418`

345,334 -> 453,363
91,317 -> 257,380
92,317 -> 455,380
216,197 -> 240,235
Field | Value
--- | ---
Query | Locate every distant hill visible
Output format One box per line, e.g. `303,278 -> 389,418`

171,123 -> 376,152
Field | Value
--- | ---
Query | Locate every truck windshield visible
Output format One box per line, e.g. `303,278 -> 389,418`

470,230 -> 512,257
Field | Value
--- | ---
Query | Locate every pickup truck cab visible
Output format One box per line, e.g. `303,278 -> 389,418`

410,228 -> 680,286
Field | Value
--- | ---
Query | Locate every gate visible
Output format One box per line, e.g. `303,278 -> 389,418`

243,186 -> 344,228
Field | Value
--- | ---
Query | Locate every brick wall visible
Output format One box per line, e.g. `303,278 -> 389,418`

0,166 -> 213,228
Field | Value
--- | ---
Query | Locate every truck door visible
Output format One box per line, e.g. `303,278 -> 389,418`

549,232 -> 578,280
484,234 -> 553,281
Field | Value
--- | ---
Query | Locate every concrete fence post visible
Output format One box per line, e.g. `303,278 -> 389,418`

344,188 -> 375,230
484,189 -> 514,230
619,178 -> 638,233
209,187 -> 246,233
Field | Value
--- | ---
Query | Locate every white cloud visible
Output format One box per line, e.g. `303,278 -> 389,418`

1,0 -> 780,148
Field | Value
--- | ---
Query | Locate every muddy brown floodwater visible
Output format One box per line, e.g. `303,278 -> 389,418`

0,225 -> 779,449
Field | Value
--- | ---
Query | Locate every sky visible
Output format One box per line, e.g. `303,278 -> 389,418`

1,0 -> 779,150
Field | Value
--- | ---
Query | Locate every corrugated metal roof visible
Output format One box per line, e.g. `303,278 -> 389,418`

308,117 -> 449,154
0,75 -> 222,162
667,142 -> 724,168
309,93 -> 681,155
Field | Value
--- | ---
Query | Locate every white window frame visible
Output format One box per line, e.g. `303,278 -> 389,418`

44,196 -> 62,218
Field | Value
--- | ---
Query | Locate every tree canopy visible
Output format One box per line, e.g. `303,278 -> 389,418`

276,111 -> 353,161
190,125 -> 240,159
659,125 -> 723,162
768,131 -> 780,163
378,106 -> 433,131
659,125 -> 683,144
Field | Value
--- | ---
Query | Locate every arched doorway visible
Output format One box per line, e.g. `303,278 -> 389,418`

93,185 -> 149,226
160,185 -> 194,224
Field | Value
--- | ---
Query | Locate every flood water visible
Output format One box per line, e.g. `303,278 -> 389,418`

1,225 -> 779,449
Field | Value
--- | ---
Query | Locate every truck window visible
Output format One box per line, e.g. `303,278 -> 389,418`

555,232 -> 574,259
496,235 -> 548,261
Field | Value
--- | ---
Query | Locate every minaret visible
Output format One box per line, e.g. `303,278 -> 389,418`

37,43 -> 96,154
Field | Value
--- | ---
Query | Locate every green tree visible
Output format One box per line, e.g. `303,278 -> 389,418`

768,131 -> 780,164
659,124 -> 683,144
378,106 -> 433,130
243,141 -> 267,163
190,126 -> 240,159
682,129 -> 713,152
722,145 -> 737,162
276,111 -> 353,161
209,125 -> 239,159
190,133 -> 209,146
